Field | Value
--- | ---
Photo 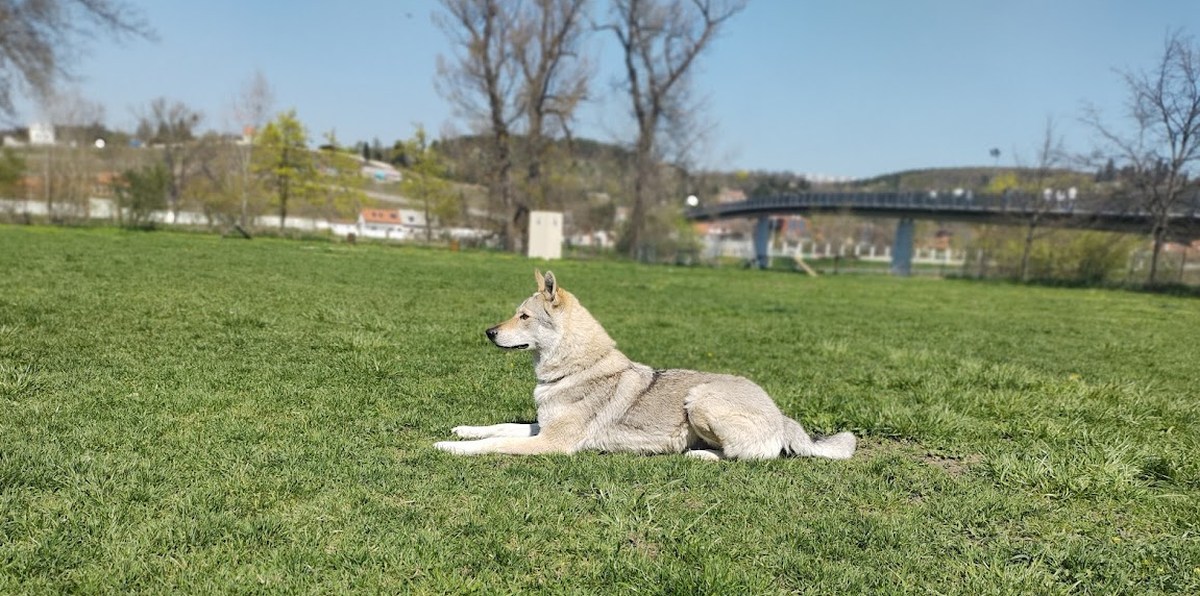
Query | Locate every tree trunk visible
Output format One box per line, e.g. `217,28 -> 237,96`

1019,217 -> 1038,282
279,180 -> 289,232
424,199 -> 432,243
625,132 -> 654,259
1148,224 -> 1165,285
240,145 -> 251,228
494,139 -> 516,251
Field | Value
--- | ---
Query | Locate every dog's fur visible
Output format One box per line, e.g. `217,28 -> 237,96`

434,270 -> 856,461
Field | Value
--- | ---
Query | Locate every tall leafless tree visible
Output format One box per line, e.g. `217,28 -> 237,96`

605,0 -> 745,257
1084,30 -> 1200,285
0,0 -> 153,120
136,97 -> 203,221
40,88 -> 104,220
514,0 -> 590,223
437,0 -> 522,251
1014,118 -> 1068,282
229,70 -> 274,228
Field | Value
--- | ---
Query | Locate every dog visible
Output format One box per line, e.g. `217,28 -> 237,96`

434,270 -> 856,461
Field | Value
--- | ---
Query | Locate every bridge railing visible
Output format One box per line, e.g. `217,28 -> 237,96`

690,190 -> 1200,222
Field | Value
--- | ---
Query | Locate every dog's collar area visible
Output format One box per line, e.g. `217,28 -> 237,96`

537,374 -> 566,385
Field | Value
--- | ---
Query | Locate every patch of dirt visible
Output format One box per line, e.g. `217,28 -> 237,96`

922,452 -> 984,477
855,436 -> 984,477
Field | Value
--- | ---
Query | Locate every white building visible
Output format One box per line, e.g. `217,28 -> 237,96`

353,208 -> 427,240
29,122 -> 55,146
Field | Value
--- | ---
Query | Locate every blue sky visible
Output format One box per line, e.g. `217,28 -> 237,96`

15,0 -> 1200,179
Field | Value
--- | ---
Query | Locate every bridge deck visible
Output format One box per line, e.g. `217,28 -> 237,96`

686,191 -> 1200,238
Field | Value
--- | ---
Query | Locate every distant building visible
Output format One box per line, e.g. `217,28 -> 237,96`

354,208 -> 427,240
717,189 -> 746,203
569,230 -> 613,249
29,122 -> 55,146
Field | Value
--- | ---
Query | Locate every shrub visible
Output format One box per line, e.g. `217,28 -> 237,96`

112,164 -> 168,229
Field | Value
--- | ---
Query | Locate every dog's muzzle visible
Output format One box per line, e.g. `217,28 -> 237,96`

485,326 -> 528,350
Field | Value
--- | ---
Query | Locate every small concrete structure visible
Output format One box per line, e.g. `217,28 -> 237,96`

29,122 -> 55,146
528,210 -> 563,260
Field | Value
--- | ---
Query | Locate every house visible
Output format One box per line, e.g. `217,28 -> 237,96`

353,208 -> 427,240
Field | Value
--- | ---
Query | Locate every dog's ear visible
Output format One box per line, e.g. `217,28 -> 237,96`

542,270 -> 559,304
534,269 -> 546,293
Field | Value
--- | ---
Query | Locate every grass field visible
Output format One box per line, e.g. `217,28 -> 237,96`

1,225 -> 1198,594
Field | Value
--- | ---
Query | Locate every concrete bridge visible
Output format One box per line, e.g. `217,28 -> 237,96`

684,191 -> 1200,274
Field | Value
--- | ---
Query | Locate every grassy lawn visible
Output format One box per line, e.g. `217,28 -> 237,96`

1,225 -> 1198,594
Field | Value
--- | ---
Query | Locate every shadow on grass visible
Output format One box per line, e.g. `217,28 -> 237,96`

945,274 -> 1200,298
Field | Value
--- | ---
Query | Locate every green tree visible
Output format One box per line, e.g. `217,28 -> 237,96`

316,131 -> 367,222
254,110 -> 314,231
112,164 -> 168,230
0,148 -> 25,198
401,126 -> 457,242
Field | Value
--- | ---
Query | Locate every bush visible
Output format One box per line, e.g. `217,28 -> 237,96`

971,228 -> 1138,284
112,164 -> 168,229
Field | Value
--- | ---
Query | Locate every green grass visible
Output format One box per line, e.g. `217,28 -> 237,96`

1,225 -> 1198,594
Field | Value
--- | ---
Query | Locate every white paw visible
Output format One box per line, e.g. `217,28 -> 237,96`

685,449 -> 724,461
434,441 -> 458,453
452,425 -> 487,439
435,441 -> 474,455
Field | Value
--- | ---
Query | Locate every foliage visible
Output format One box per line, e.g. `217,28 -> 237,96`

253,110 -> 315,229
616,203 -> 703,263
0,148 -> 25,197
135,98 -> 207,215
0,0 -> 154,118
111,163 -> 168,229
1,226 -> 1198,593
968,227 -> 1140,284
315,131 -> 368,222
400,125 -> 457,241
854,167 -> 1095,194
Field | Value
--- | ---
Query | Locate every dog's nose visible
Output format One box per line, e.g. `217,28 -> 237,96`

485,327 -> 498,341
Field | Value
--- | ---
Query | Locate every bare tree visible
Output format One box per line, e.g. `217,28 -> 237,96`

229,70 -> 274,228
436,0 -> 522,251
605,0 -> 746,257
1083,30 -> 1200,285
1014,118 -> 1068,282
0,0 -> 153,120
40,88 -> 104,220
514,0 -> 591,229
136,97 -> 203,221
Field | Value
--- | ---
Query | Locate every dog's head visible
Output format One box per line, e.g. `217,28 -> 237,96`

485,270 -> 568,351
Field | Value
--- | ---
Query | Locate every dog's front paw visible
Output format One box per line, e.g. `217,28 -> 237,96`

452,425 -> 487,439
434,441 -> 473,455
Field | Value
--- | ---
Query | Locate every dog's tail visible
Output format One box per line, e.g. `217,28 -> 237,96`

784,419 -> 856,460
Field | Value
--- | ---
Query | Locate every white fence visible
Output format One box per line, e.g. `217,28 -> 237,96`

0,197 -> 491,243
702,237 -> 966,265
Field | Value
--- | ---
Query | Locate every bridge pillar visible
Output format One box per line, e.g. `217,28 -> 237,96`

753,216 -> 771,268
891,218 -> 914,276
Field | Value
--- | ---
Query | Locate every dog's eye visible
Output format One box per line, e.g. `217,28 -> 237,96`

519,313 -> 530,320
